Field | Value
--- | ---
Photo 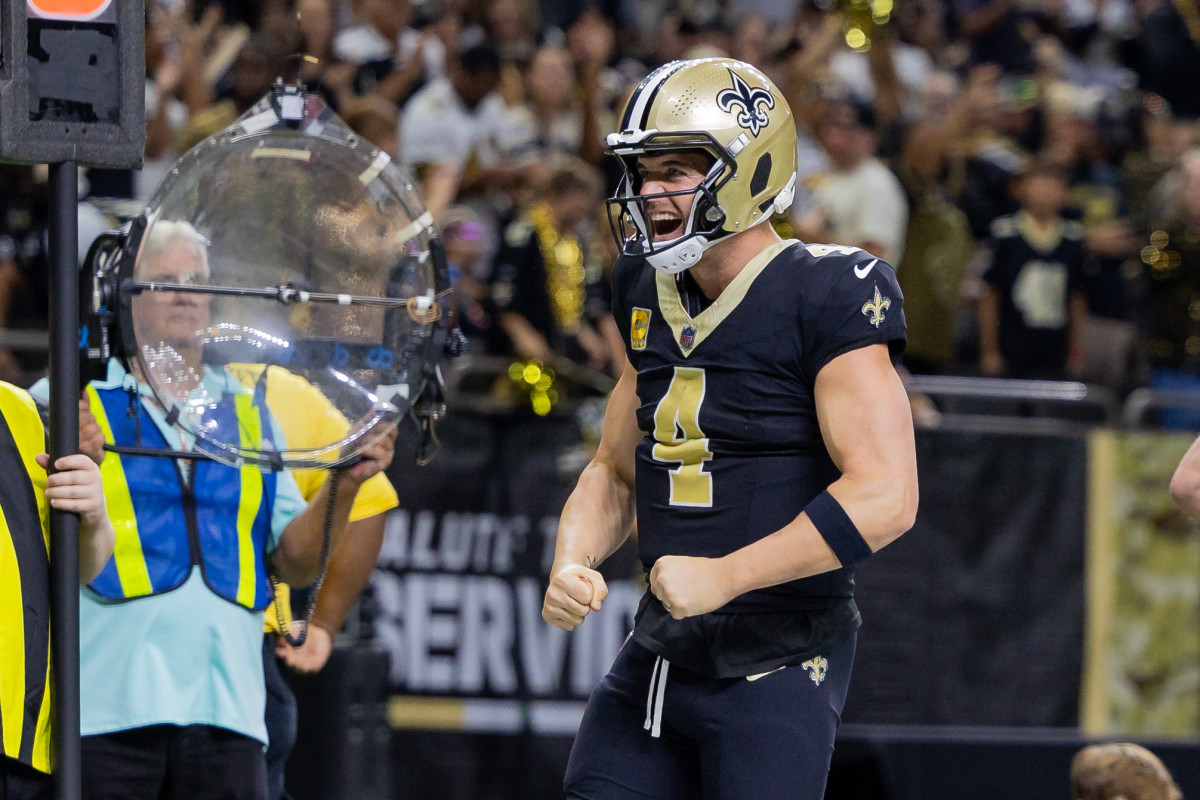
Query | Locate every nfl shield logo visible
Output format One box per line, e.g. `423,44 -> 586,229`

680,325 -> 696,350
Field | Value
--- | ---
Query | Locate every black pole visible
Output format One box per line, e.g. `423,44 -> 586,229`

48,161 -> 81,800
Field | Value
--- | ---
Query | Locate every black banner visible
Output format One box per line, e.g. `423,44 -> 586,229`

378,411 -> 642,718
368,410 -> 641,800
845,427 -> 1088,726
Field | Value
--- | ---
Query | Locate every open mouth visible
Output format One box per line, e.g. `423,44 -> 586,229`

649,212 -> 684,241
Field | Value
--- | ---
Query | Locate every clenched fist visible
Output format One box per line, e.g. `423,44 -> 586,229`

649,555 -> 735,619
543,564 -> 609,631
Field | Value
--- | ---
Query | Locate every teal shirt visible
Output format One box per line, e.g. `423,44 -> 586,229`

30,360 -> 307,742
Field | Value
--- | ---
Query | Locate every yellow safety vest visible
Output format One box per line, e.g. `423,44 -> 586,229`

0,382 -> 53,773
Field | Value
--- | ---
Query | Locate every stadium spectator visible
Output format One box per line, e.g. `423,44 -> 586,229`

951,0 -> 1037,74
488,160 -> 620,376
397,44 -> 526,201
509,46 -> 588,159
1140,148 -> 1200,401
563,10 -> 627,165
177,34 -> 287,153
1137,0 -> 1200,119
978,159 -> 1090,379
293,0 -> 360,114
644,10 -> 688,66
343,96 -> 401,159
795,96 -> 910,265
442,206 -> 496,346
726,13 -> 771,67
508,20 -> 613,167
827,24 -> 936,124
334,0 -> 410,67
895,67 -> 988,374
953,73 -> 1035,240
342,0 -> 444,110
141,5 -> 193,203
474,0 -> 541,64
1122,95 -> 1200,228
1037,82 -> 1142,384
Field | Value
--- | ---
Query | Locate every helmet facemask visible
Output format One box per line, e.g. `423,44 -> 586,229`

606,135 -> 738,274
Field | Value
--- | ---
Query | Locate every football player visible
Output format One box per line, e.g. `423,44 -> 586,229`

542,57 -> 918,799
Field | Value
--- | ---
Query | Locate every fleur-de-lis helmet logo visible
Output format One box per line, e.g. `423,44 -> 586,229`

716,69 -> 775,137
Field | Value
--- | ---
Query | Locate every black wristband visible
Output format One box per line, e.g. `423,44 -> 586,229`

803,489 -> 872,566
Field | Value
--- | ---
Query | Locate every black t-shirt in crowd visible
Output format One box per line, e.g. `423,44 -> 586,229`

488,216 -> 610,363
981,213 -> 1088,379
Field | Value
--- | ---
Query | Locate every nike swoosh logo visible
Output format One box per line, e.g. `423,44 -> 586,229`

853,259 -> 878,279
746,666 -> 787,682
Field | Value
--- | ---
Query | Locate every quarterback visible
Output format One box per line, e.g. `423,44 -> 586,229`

542,58 -> 918,798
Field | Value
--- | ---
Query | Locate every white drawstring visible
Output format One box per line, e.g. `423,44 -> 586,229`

643,656 -> 670,739
643,657 -> 661,732
651,659 -> 669,738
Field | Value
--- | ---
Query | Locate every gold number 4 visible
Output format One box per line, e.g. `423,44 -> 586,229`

652,367 -> 713,507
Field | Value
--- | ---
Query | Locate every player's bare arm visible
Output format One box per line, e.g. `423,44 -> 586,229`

1171,435 -> 1200,521
650,344 -> 918,618
543,359 -> 641,631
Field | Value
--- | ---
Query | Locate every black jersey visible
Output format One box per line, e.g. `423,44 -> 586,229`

981,213 -> 1087,378
612,239 -> 906,675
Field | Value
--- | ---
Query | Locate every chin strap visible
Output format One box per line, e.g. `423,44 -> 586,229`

772,173 -> 797,215
646,235 -> 710,274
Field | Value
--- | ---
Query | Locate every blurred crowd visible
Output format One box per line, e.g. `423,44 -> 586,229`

2,0 -> 1200,399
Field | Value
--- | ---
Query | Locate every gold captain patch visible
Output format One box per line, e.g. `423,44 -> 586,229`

631,307 -> 652,351
861,286 -> 891,329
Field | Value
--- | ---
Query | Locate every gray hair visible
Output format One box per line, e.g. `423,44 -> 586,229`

136,220 -> 211,279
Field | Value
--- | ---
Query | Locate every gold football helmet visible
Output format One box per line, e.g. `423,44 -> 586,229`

606,58 -> 798,274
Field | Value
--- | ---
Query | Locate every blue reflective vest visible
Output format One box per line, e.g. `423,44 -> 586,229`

85,383 -> 278,611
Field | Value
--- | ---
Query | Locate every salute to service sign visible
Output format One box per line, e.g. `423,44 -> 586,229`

0,0 -> 143,165
376,507 -> 643,728
375,413 -> 644,735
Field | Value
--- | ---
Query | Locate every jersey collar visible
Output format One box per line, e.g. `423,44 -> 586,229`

655,239 -> 798,357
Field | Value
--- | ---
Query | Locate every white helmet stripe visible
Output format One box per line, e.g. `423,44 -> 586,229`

621,60 -> 688,133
